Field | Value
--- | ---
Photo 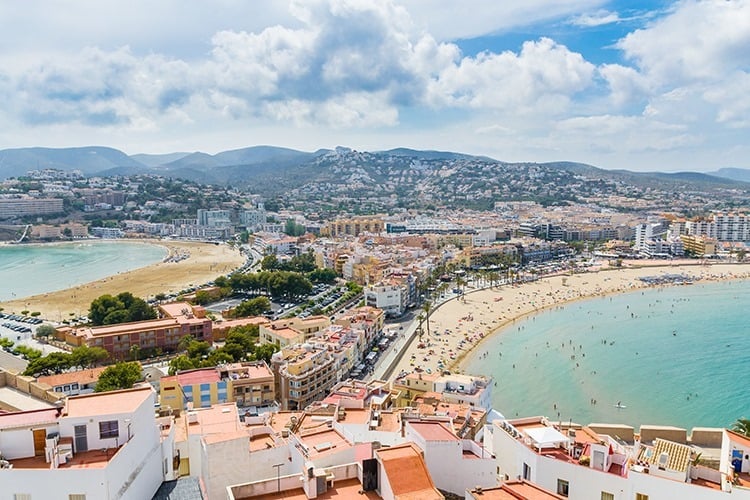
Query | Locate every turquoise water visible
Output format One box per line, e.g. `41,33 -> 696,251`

463,280 -> 750,429
0,242 -> 167,301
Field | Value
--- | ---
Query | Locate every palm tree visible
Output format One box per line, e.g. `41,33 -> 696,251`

416,313 -> 425,340
732,418 -> 750,437
421,301 -> 432,337
455,275 -> 467,301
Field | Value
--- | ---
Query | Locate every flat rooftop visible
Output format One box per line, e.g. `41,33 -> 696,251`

0,386 -> 54,411
240,477 -> 379,500
65,385 -> 153,418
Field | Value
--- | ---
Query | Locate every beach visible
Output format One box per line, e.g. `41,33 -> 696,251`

0,239 -> 245,321
390,261 -> 750,379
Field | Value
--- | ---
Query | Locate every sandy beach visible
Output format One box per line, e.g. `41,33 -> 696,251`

391,261 -> 750,379
0,239 -> 245,321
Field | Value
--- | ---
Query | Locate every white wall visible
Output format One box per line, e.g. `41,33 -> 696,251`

0,426 -> 55,459
0,467 -> 107,500
421,439 -> 496,495
202,437 -> 252,500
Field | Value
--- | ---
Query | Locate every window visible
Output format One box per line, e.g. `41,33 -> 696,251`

522,462 -> 531,480
556,479 -> 569,497
14,495 -> 32,500
69,495 -> 87,500
99,420 -> 119,439
636,495 -> 649,500
601,492 -> 614,500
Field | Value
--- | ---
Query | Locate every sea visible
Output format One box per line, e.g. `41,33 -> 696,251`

0,241 -> 167,302
463,279 -> 750,430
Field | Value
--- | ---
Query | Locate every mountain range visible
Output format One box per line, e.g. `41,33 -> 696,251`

0,145 -> 748,199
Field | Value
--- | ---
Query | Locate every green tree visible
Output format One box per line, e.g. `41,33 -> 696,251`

168,354 -> 198,375
193,290 -> 212,305
24,351 -> 72,376
261,254 -> 280,270
732,418 -> 750,437
308,268 -> 337,284
421,301 -> 432,337
35,324 -> 57,339
253,343 -> 278,363
71,346 -> 109,368
96,362 -> 142,392
233,297 -> 272,317
89,292 -> 155,325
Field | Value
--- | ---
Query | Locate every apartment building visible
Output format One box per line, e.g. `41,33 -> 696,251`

160,361 -> 276,411
61,302 -> 212,359
391,371 -> 493,410
36,366 -> 108,397
322,216 -> 385,237
219,361 -> 276,409
0,385 -> 175,500
681,234 -> 718,257
365,280 -> 410,317
487,416 -> 750,499
259,315 -> 330,347
335,305 -> 385,347
271,344 -> 338,410
0,197 -> 64,219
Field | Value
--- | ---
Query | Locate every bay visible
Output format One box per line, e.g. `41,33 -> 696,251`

463,279 -> 750,429
0,241 -> 167,302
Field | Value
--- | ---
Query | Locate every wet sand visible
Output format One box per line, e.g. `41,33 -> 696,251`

0,239 -> 245,321
390,261 -> 750,379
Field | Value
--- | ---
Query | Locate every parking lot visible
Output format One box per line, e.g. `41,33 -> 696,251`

0,313 -> 66,362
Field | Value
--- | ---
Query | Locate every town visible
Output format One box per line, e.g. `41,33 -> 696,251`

2,163 -> 750,499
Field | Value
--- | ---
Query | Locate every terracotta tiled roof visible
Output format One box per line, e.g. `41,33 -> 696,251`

37,366 -> 108,388
377,443 -> 443,499
643,438 -> 693,472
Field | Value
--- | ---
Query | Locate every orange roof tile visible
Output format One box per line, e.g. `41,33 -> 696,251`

37,366 -> 108,388
377,443 -> 443,499
467,480 -> 564,499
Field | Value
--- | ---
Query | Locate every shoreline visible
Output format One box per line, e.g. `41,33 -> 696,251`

389,261 -> 750,379
0,238 -> 245,321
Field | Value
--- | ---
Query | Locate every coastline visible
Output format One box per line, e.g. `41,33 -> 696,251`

0,238 -> 245,321
389,261 -> 750,379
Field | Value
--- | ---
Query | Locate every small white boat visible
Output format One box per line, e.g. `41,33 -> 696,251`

614,403 -> 627,409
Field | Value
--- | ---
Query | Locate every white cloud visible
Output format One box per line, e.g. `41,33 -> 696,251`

617,0 -> 750,85
427,38 -> 595,114
598,63 -> 651,107
399,0 -> 606,40
0,0 -> 747,171
568,10 -> 621,27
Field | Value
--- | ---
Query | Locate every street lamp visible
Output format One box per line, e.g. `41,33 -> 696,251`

272,462 -> 284,492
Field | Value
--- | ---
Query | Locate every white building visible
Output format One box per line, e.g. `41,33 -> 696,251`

405,420 -> 496,496
0,385 -> 175,500
433,373 -> 493,410
486,416 -> 750,499
365,282 -> 408,317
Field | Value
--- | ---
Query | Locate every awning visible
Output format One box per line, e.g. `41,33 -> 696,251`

525,426 -> 569,449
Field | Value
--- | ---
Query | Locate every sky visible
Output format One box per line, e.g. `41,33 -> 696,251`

0,0 -> 748,172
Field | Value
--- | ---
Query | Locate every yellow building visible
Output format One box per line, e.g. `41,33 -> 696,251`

322,216 -> 385,237
391,371 -> 441,407
218,361 -> 275,408
160,368 -> 230,410
259,315 -> 331,347
680,234 -> 717,257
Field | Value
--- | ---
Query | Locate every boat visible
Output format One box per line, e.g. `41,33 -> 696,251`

614,402 -> 627,409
